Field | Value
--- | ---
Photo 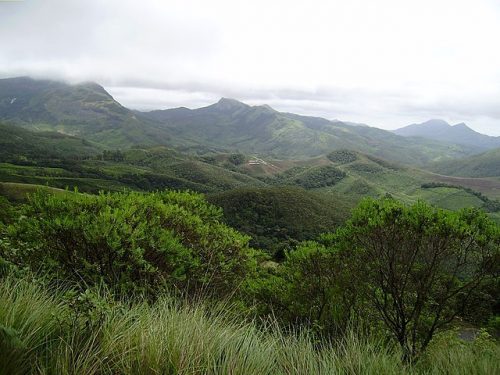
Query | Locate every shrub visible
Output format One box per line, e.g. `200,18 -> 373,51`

5,190 -> 255,297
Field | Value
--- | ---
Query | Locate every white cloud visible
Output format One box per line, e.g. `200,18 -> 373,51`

1,0 -> 499,135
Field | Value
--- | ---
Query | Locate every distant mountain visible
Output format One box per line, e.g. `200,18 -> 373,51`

428,147 -> 500,178
0,77 -> 172,148
0,77 -> 483,165
393,119 -> 500,150
141,98 -> 476,165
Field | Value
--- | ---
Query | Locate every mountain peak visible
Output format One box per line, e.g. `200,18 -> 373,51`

213,97 -> 249,111
420,119 -> 451,128
452,122 -> 471,130
393,119 -> 500,150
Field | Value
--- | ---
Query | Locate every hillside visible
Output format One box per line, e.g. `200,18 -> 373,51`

0,77 -> 172,148
394,119 -> 500,150
0,77 -> 483,165
0,122 -> 101,164
427,147 -> 500,178
237,150 -> 500,220
142,98 -> 476,165
0,124 -> 265,194
208,186 -> 352,256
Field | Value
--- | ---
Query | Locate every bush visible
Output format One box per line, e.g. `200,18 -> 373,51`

0,196 -> 14,224
327,150 -> 358,164
5,190 -> 255,297
250,241 -> 357,336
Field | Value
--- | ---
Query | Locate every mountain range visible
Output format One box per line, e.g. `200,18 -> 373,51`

394,119 -> 500,150
0,77 -> 492,166
141,99 -> 478,165
0,76 -> 499,225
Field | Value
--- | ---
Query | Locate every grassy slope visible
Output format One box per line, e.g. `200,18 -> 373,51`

234,151 -> 500,222
427,148 -> 500,178
0,144 -> 266,195
0,182 -> 69,202
0,119 -> 497,223
0,122 -> 101,162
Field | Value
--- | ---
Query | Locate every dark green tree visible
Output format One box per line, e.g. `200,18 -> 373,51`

336,198 -> 499,361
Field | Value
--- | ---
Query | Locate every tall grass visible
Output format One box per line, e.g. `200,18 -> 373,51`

0,276 -> 498,375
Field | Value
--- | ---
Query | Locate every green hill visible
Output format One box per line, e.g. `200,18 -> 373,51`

0,124 -> 265,194
244,150 -> 500,214
142,98 -> 476,165
0,122 -> 101,164
0,77 -> 172,148
427,148 -> 500,178
207,186 -> 353,256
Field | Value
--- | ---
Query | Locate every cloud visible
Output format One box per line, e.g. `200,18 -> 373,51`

1,0 -> 499,135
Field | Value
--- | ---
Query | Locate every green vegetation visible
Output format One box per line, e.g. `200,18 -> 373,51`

143,98 -> 478,164
0,135 -> 265,195
394,119 -> 500,152
428,147 -> 500,178
1,77 -> 500,373
334,199 -> 498,360
0,195 -> 498,374
421,183 -> 500,212
4,190 -> 255,297
252,200 -> 499,360
0,123 -> 100,164
327,149 -> 358,164
208,186 -> 352,257
0,77 -> 172,149
1,276 -> 498,375
1,75 -> 477,165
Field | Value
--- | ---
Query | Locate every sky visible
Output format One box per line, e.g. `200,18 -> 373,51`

1,0 -> 500,135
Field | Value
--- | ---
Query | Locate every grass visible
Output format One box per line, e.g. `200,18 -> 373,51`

0,182 -> 69,202
0,275 -> 498,375
412,187 -> 485,210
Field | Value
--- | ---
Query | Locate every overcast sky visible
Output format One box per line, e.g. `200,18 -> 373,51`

1,0 -> 500,135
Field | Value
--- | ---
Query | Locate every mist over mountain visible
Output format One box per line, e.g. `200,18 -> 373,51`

0,77 -> 492,166
141,97 -> 477,165
0,77 -> 172,148
394,119 -> 500,150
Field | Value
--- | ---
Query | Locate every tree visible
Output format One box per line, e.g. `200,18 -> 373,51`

336,198 -> 499,361
228,153 -> 245,165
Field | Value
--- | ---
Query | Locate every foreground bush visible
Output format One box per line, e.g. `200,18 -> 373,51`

4,190 -> 256,297
253,199 -> 499,361
335,199 -> 499,360
0,275 -> 498,375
